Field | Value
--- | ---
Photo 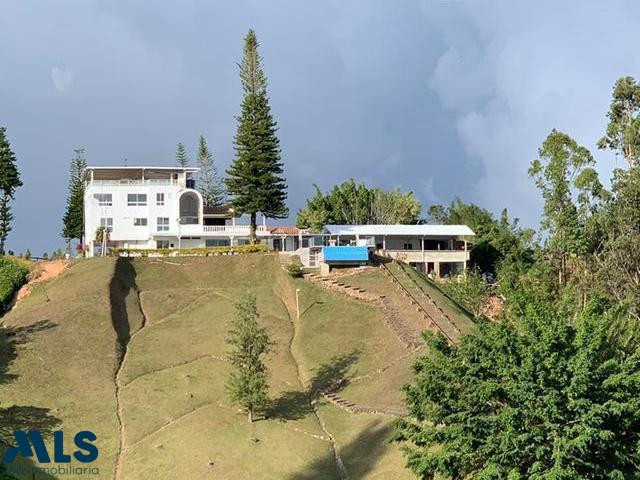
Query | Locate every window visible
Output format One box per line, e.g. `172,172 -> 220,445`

100,218 -> 113,229
133,218 -> 148,226
94,194 -> 112,206
156,193 -> 165,206
205,239 -> 230,247
157,240 -> 170,249
127,194 -> 147,206
403,243 -> 413,250
157,217 -> 170,232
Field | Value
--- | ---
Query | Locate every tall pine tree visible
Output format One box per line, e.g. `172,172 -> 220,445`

226,30 -> 288,243
0,127 -> 22,255
176,142 -> 189,167
62,149 -> 87,245
196,135 -> 225,207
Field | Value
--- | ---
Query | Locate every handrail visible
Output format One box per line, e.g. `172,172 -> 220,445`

393,262 -> 461,334
378,262 -> 456,344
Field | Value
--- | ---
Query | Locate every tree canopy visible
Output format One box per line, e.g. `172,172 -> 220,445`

196,135 -> 225,207
296,179 -> 421,231
0,127 -> 22,255
225,30 -> 287,242
62,148 -> 87,244
396,76 -> 640,479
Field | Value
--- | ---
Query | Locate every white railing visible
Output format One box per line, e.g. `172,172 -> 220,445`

89,179 -> 179,186
202,225 -> 268,234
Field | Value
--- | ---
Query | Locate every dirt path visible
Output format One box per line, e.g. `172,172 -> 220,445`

274,281 -> 350,480
14,260 -> 69,303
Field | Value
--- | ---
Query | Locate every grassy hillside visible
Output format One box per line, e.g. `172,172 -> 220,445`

0,254 -> 418,479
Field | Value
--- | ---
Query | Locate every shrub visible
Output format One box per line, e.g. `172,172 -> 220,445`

286,258 -> 303,278
111,243 -> 268,257
0,256 -> 31,311
439,269 -> 488,318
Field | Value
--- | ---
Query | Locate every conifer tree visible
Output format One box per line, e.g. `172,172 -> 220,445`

62,149 -> 87,244
226,30 -> 288,243
176,142 -> 189,167
0,127 -> 22,255
0,194 -> 13,256
196,135 -> 225,207
225,291 -> 273,422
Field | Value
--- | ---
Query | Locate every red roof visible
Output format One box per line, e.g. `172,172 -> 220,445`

269,226 -> 301,235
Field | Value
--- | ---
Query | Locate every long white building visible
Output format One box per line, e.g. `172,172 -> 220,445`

83,165 -> 475,278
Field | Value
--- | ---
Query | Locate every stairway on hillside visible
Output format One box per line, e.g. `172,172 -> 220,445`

379,262 -> 461,344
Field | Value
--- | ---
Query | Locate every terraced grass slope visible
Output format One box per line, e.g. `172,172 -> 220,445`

0,254 -> 416,479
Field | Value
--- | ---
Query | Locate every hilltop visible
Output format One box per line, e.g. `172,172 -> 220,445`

0,253 -> 473,479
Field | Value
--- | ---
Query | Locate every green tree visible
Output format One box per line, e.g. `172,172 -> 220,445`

529,130 -> 599,286
0,127 -> 22,255
176,142 -> 189,167
62,148 -> 87,245
225,30 -> 288,243
0,194 -> 13,256
225,291 -> 273,422
296,180 -> 422,231
395,296 -> 640,479
196,135 -> 225,207
426,198 -> 532,275
598,76 -> 640,166
439,268 -> 488,318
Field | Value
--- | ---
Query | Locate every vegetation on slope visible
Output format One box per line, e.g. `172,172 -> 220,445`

0,256 -> 30,311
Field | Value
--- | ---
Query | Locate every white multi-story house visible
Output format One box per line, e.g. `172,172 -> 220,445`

83,166 -> 272,257
83,165 -> 475,278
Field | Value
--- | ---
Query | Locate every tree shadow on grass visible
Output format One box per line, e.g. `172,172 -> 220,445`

267,351 -> 360,421
0,321 -> 61,479
288,419 -> 396,480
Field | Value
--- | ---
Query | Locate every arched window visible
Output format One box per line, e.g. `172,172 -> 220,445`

179,192 -> 200,224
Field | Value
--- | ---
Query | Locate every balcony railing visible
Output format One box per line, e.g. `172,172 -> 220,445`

203,225 -> 268,234
88,179 -> 179,186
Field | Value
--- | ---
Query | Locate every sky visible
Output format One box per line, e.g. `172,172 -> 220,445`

1,0 -> 639,255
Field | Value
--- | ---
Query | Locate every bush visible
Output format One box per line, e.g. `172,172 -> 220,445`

0,256 -> 31,311
286,258 -> 303,278
111,244 -> 268,257
439,269 -> 488,318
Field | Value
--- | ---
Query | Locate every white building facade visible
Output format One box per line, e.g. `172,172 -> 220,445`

83,166 -> 475,278
83,166 -> 272,257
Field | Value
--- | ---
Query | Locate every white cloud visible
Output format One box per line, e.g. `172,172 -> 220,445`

51,66 -> 73,93
423,0 -> 640,226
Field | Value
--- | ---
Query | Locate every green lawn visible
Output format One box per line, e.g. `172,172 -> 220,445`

0,254 -> 416,479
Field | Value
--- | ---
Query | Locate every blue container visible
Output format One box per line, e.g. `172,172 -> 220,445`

322,246 -> 370,263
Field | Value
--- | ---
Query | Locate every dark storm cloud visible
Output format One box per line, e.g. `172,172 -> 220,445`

0,0 -> 637,253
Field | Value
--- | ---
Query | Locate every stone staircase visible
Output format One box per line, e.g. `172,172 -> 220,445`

304,272 -> 423,349
321,391 -> 404,417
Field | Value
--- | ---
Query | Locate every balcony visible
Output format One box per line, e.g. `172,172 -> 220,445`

382,249 -> 470,263
89,179 -> 180,186
175,224 -> 269,236
203,225 -> 268,234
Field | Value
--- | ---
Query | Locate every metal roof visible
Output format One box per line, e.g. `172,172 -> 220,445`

323,224 -> 475,237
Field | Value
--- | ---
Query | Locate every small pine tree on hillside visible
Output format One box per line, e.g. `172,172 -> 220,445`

176,142 -> 189,167
196,135 -> 225,207
0,194 -> 13,255
0,127 -> 22,255
225,291 -> 273,422
62,149 -> 87,245
225,30 -> 288,243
